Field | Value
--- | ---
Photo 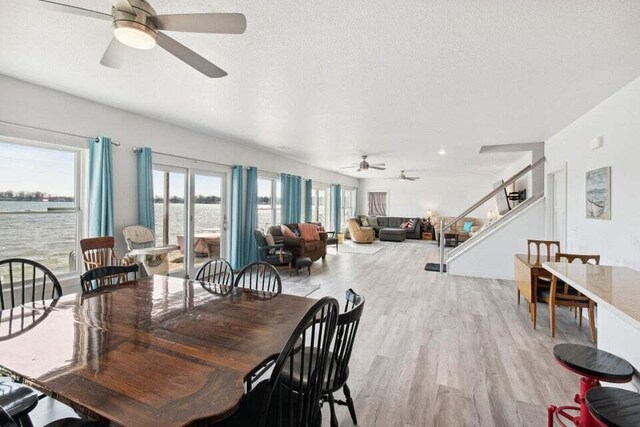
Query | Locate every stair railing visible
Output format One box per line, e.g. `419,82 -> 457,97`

438,156 -> 546,273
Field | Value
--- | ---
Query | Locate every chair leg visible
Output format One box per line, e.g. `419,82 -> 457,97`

288,262 -> 292,277
343,383 -> 358,425
17,415 -> 34,427
549,300 -> 556,338
328,393 -> 339,427
579,307 -> 583,327
517,289 -> 521,305
588,301 -> 597,343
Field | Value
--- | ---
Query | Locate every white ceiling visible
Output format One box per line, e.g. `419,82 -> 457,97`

2,0 -> 640,178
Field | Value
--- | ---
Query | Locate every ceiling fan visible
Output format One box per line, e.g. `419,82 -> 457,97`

339,155 -> 386,172
35,0 -> 247,77
386,171 -> 420,182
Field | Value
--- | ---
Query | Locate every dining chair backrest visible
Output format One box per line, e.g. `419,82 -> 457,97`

260,297 -> 339,427
80,236 -> 127,271
195,258 -> 234,287
325,289 -> 365,393
552,252 -> 600,298
234,262 -> 282,294
80,264 -> 139,294
527,239 -> 560,265
0,258 -> 62,310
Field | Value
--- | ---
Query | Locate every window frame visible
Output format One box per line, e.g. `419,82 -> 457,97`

257,174 -> 278,229
341,186 -> 355,224
0,137 -> 86,279
311,183 -> 330,227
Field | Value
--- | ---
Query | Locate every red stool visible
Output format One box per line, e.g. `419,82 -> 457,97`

548,343 -> 634,427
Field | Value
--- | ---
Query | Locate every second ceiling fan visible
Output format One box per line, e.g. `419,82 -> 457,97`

339,155 -> 386,172
36,0 -> 247,77
386,171 -> 420,182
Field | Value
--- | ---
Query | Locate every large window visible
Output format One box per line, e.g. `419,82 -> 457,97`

310,185 -> 329,225
258,177 -> 278,229
0,140 -> 83,276
341,188 -> 355,223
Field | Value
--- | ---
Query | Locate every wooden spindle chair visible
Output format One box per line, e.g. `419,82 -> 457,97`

213,297 -> 339,427
527,239 -> 561,266
282,288 -> 365,427
0,258 -> 62,426
233,262 -> 282,294
80,237 -> 129,271
195,258 -> 234,287
541,253 -> 600,343
80,264 -> 139,294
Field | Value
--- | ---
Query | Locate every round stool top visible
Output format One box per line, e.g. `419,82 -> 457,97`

586,387 -> 640,427
553,343 -> 634,383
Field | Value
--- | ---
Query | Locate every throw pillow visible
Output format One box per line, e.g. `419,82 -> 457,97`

404,219 -> 415,229
281,225 -> 296,238
265,233 -> 276,254
361,216 -> 370,227
298,223 -> 321,241
463,221 -> 474,233
400,221 -> 409,228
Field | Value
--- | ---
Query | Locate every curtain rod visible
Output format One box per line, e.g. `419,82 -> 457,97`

0,120 -> 121,146
132,146 -> 231,168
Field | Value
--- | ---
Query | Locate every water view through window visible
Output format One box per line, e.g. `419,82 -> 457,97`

0,141 -> 80,276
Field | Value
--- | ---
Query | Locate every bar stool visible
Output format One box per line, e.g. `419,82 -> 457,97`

548,343 -> 634,427
585,387 -> 640,427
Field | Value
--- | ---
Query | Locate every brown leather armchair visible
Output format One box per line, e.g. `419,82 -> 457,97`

346,219 -> 375,244
267,224 -> 328,261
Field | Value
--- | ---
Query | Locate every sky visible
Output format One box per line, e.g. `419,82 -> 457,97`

0,141 -> 75,196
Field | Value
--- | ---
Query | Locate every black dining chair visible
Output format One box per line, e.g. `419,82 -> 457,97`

214,296 -> 340,427
0,258 -> 63,427
195,258 -> 234,286
233,262 -> 282,294
80,264 -> 139,294
282,288 -> 365,427
0,402 -> 106,427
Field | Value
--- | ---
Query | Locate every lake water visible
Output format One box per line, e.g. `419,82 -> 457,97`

0,201 -> 227,276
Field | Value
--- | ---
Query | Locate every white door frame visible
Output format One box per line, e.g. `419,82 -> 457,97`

188,168 -> 227,278
546,163 -> 568,247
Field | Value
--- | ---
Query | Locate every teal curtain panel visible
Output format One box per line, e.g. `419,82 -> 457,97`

282,173 -> 302,223
230,165 -> 244,269
243,167 -> 258,265
331,184 -> 342,232
136,147 -> 155,230
88,137 -> 115,237
304,179 -> 313,222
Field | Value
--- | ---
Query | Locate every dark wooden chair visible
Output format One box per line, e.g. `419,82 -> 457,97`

0,258 -> 62,310
282,288 -> 365,427
195,258 -> 234,286
0,402 -> 106,426
234,262 -> 282,294
214,297 -> 340,427
541,253 -> 600,342
80,264 -> 139,294
254,230 -> 293,276
0,258 -> 62,427
80,237 -> 129,271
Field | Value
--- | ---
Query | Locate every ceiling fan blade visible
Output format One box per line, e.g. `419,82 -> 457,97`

111,0 -> 136,15
339,165 -> 357,169
407,177 -> 421,180
37,0 -> 111,20
370,163 -> 386,167
100,38 -> 127,69
369,166 -> 386,170
156,32 -> 227,78
152,13 -> 247,34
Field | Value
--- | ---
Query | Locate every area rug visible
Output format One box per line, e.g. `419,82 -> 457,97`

281,281 -> 320,297
424,263 -> 447,272
339,242 -> 384,255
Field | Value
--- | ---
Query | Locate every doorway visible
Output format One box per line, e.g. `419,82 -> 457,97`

547,165 -> 567,248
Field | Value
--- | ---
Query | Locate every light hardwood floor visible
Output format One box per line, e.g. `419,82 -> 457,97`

286,239 -> 594,426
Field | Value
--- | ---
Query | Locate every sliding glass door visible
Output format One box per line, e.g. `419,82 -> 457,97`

153,165 -> 228,278
190,170 -> 226,277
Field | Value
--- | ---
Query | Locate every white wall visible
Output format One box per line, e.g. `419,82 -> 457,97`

545,74 -> 640,270
0,75 -> 358,255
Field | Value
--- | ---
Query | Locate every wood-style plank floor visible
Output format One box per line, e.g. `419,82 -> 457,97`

29,240 -> 593,426
286,239 -> 594,426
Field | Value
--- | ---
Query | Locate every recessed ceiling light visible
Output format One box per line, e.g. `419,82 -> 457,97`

438,148 -> 447,155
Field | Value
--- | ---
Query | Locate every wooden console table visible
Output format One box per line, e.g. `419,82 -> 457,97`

514,254 -> 552,328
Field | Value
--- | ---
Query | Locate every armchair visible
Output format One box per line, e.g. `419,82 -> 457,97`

346,219 -> 375,244
254,230 -> 293,275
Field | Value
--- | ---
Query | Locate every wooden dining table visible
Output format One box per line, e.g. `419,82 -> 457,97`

0,275 -> 317,426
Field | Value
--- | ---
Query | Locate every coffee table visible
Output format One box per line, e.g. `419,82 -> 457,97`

438,232 -> 459,247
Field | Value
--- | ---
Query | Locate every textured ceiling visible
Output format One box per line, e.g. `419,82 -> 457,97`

2,0 -> 640,178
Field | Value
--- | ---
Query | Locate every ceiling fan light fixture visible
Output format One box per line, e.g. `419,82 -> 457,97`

114,25 -> 157,49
